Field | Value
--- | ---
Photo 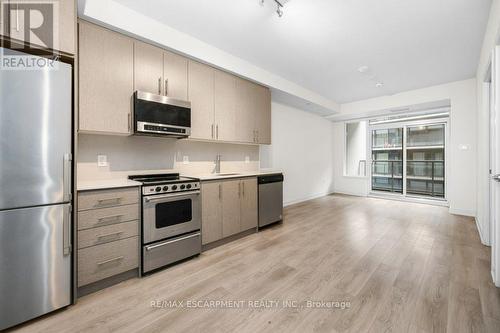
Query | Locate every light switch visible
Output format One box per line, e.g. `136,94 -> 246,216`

183,156 -> 189,164
97,154 -> 108,167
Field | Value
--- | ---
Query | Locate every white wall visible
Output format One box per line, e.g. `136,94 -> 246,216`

260,102 -> 334,206
334,79 -> 477,216
476,0 -> 500,245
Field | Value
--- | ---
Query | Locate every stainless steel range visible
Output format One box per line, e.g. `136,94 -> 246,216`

128,173 -> 201,274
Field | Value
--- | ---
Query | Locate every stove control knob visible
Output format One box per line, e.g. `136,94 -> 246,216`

172,185 -> 178,191
186,184 -> 192,189
163,186 -> 168,191
155,186 -> 161,192
180,184 -> 186,190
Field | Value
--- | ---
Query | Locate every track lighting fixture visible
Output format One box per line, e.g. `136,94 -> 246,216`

259,0 -> 285,18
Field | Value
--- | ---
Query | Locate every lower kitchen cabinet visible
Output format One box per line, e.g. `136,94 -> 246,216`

77,187 -> 140,290
240,178 -> 258,231
222,180 -> 241,238
201,182 -> 223,244
201,177 -> 258,245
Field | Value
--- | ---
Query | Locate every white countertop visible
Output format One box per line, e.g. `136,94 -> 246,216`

184,169 -> 282,181
77,179 -> 142,191
77,169 -> 282,191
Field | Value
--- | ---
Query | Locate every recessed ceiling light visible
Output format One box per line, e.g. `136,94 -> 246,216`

375,82 -> 384,88
358,66 -> 369,73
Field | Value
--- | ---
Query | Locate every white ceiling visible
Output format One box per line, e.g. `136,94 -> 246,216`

114,0 -> 491,104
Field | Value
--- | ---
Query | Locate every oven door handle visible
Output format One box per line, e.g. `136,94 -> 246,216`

145,232 -> 201,251
144,190 -> 201,203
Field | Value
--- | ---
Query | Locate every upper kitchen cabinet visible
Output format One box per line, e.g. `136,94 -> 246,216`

134,43 -> 188,100
188,60 -> 215,140
134,41 -> 164,95
235,78 -> 256,144
1,0 -> 76,55
254,84 -> 272,144
163,50 -> 188,100
214,69 -> 237,142
78,21 -> 134,135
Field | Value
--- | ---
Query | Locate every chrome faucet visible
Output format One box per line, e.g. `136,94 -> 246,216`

214,154 -> 221,174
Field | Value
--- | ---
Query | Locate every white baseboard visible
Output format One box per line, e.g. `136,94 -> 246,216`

448,207 -> 476,217
475,216 -> 491,246
284,191 -> 333,207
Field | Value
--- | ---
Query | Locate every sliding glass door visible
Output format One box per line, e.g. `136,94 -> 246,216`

406,124 -> 445,198
371,128 -> 403,193
370,121 -> 446,200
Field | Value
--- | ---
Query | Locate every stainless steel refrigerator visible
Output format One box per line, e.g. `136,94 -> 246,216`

0,47 -> 73,330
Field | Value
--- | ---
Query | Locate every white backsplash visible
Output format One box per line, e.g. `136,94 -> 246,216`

77,134 -> 260,181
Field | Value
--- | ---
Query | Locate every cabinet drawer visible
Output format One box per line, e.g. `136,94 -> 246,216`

78,204 -> 139,230
78,220 -> 139,249
78,236 -> 139,287
78,187 -> 139,211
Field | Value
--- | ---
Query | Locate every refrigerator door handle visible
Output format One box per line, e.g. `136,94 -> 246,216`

63,205 -> 72,256
63,153 -> 72,202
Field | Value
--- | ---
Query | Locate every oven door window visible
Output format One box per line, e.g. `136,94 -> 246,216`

155,199 -> 193,228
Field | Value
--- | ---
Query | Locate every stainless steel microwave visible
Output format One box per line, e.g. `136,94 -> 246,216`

134,91 -> 191,138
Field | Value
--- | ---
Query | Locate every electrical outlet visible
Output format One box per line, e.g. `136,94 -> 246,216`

97,155 -> 108,167
245,156 -> 250,163
183,156 -> 189,164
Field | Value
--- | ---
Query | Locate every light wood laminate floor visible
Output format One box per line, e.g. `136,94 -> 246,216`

11,195 -> 500,333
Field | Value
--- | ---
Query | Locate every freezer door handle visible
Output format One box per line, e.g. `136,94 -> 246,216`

63,153 -> 72,202
63,205 -> 72,256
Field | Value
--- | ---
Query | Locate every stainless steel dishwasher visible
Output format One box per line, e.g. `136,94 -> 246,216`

258,173 -> 284,228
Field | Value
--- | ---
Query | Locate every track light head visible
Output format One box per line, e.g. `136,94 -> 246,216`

276,4 -> 283,17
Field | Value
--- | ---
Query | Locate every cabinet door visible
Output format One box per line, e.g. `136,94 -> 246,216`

235,78 -> 256,143
79,21 -> 134,135
201,182 -> 222,245
188,60 -> 215,140
58,0 -> 76,55
240,178 -> 258,231
222,180 -> 241,238
134,41 -> 164,95
255,85 -> 272,144
214,70 -> 237,142
163,50 -> 188,100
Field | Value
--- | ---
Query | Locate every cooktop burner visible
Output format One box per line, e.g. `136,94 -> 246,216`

129,173 -> 197,184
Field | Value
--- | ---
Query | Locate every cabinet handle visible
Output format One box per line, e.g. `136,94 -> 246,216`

238,182 -> 241,197
96,197 -> 122,206
216,125 -> 219,140
219,184 -> 222,200
97,214 -> 123,224
211,124 -> 214,139
158,77 -> 162,94
128,113 -> 131,132
242,182 -> 245,197
165,79 -> 169,96
97,256 -> 124,267
256,130 -> 259,143
97,231 -> 123,242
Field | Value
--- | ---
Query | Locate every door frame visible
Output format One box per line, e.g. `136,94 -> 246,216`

491,46 -> 500,286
